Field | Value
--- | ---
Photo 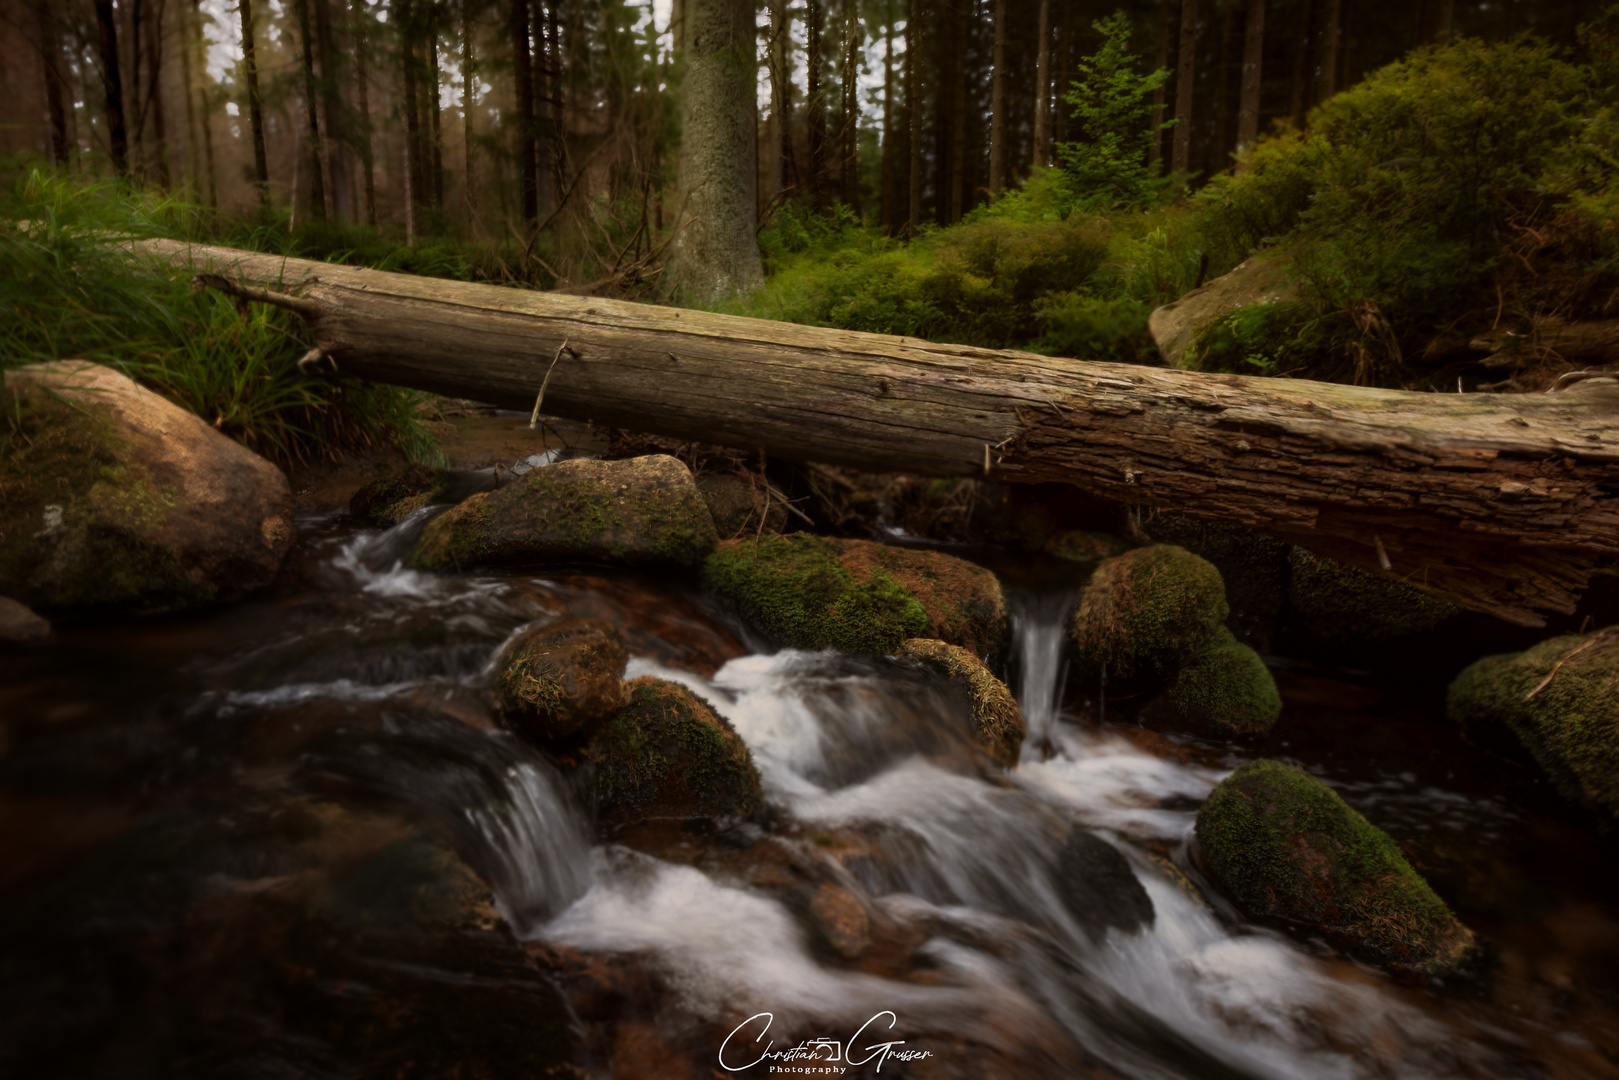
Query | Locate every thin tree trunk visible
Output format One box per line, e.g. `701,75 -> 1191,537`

143,0 -> 170,188
1436,0 -> 1453,42
880,1 -> 895,228
314,0 -> 350,222
189,0 -> 216,206
238,0 -> 269,202
1171,0 -> 1198,175
36,3 -> 71,167
177,0 -> 200,184
1317,0 -> 1341,101
905,0 -> 920,234
807,0 -> 826,204
512,0 -> 537,225
1288,0 -> 1313,127
352,0 -> 377,225
463,0 -> 477,229
1211,0 -> 1235,174
1235,0 -> 1265,167
766,0 -> 789,204
400,0 -> 427,226
1149,0 -> 1169,168
92,0 -> 127,176
841,0 -> 859,208
540,0 -> 556,221
947,0 -> 966,222
165,236 -> 1619,628
987,0 -> 1007,195
295,0 -> 329,223
1032,0 -> 1050,169
129,0 -> 144,178
429,30 -> 444,210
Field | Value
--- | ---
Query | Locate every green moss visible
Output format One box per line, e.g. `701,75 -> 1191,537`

411,493 -> 494,570
1142,513 -> 1290,623
1288,548 -> 1460,643
899,638 -> 1024,767
1071,544 -> 1229,681
0,389 -> 211,613
1160,629 -> 1281,737
1195,760 -> 1476,974
1448,632 -> 1619,817
584,676 -> 764,827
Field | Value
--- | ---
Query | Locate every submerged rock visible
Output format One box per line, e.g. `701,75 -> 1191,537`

1148,629 -> 1281,737
411,455 -> 718,571
0,362 -> 293,613
1287,547 -> 1460,643
496,618 -> 630,741
349,463 -> 498,527
1071,544 -> 1229,681
0,596 -> 51,644
1448,631 -> 1619,818
1053,828 -> 1155,941
704,534 -> 1006,657
1195,760 -> 1477,975
583,676 -> 765,829
898,638 -> 1024,767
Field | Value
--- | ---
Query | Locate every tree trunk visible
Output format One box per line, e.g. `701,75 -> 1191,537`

1172,0 -> 1197,175
807,0 -> 826,205
946,0 -> 966,222
766,0 -> 789,206
190,0 -> 217,206
36,2 -> 70,167
1317,0 -> 1341,102
428,29 -> 444,210
462,0 -> 477,229
1211,0 -> 1235,174
295,0 -> 329,223
352,0 -> 377,225
1148,0 -> 1169,168
314,0 -> 352,222
93,0 -> 129,177
880,2 -> 895,228
177,0 -> 201,184
1235,0 -> 1264,164
663,0 -> 765,302
987,0 -> 1006,196
142,0 -> 170,188
238,0 -> 269,202
149,237 -> 1619,628
1032,0 -> 1050,170
1288,0 -> 1314,127
401,0 -> 426,225
905,0 -> 921,235
840,0 -> 859,208
1436,0 -> 1453,42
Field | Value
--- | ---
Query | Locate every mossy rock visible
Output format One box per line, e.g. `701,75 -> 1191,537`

899,638 -> 1024,767
1043,530 -> 1135,565
1447,631 -> 1619,818
1142,512 -> 1290,623
0,363 -> 293,614
1146,629 -> 1281,737
703,534 -> 1006,657
1071,545 -> 1229,681
496,618 -> 630,741
410,455 -> 718,571
1287,548 -> 1460,643
582,676 -> 765,829
350,465 -> 501,527
1195,760 -> 1478,976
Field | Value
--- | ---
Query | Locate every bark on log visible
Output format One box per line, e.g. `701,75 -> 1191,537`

136,239 -> 1619,627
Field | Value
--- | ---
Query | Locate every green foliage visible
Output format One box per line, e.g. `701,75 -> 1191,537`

1192,301 -> 1320,374
1195,759 -> 1476,973
1057,11 -> 1174,210
0,170 -> 441,464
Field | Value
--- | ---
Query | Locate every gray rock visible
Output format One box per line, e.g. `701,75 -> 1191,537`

1147,252 -> 1296,367
0,596 -> 50,644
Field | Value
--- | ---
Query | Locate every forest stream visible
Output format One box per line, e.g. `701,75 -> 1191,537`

4,503 -> 1619,1080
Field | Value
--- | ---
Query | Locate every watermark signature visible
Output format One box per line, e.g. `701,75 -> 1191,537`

718,1010 -> 935,1074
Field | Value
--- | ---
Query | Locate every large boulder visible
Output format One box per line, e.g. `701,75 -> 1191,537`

0,362 -> 293,614
1147,629 -> 1281,737
898,638 -> 1024,767
495,618 -> 630,742
1287,547 -> 1460,643
583,676 -> 765,829
1448,631 -> 1619,818
1195,760 -> 1477,976
704,534 -> 1006,657
410,455 -> 718,571
1147,252 -> 1297,367
0,596 -> 50,644
1071,545 -> 1229,681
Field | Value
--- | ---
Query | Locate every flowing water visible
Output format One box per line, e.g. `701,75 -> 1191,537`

3,514 -> 1619,1078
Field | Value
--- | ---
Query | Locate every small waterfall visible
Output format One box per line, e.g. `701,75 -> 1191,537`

468,759 -> 594,935
1011,591 -> 1078,755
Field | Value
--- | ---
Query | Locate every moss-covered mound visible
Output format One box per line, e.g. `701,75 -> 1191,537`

1195,760 -> 1477,975
1287,548 -> 1460,643
1043,530 -> 1135,565
1143,513 -> 1291,625
496,618 -> 629,741
1071,545 -> 1229,681
410,455 -> 717,571
0,362 -> 293,614
704,534 -> 1006,657
1447,631 -> 1619,818
898,638 -> 1024,767
1150,629 -> 1281,737
583,676 -> 765,829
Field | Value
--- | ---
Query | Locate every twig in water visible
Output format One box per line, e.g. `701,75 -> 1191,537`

530,340 -> 573,430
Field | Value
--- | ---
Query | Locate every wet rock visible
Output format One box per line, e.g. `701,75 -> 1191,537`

694,472 -> 786,537
1195,760 -> 1478,975
1148,252 -> 1296,367
496,618 -> 630,741
1146,629 -> 1281,737
0,596 -> 50,644
1448,630 -> 1619,818
0,361 -> 294,613
1043,529 -> 1135,565
1287,547 -> 1460,643
807,881 -> 873,958
1071,545 -> 1229,681
1054,828 -> 1155,941
899,638 -> 1024,767
704,534 -> 1006,657
411,455 -> 718,572
583,676 -> 765,829
349,463 -> 497,526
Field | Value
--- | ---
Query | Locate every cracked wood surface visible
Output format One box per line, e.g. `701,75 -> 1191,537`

136,239 -> 1619,626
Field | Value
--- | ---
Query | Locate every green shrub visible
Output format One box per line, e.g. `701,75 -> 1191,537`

1057,10 -> 1173,210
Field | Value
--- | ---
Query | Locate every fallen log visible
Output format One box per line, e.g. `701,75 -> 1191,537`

135,239 -> 1619,626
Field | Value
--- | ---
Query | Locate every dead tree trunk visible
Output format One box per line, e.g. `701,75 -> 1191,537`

138,239 -> 1619,627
